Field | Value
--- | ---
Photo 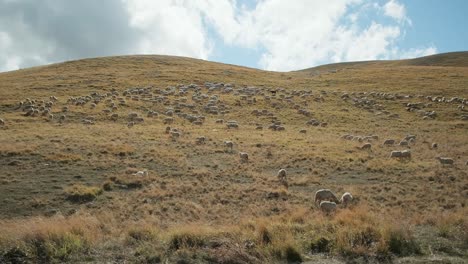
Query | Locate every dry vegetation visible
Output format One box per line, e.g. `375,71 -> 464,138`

0,52 -> 467,263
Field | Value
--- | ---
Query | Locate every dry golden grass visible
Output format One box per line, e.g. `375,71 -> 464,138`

0,53 -> 467,262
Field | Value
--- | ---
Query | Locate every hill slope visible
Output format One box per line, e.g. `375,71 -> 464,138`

298,51 -> 468,73
0,53 -> 467,263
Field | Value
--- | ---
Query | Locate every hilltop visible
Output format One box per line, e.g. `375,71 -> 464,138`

298,51 -> 468,72
0,52 -> 467,263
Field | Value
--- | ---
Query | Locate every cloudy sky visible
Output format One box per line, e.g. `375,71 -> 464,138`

0,0 -> 467,72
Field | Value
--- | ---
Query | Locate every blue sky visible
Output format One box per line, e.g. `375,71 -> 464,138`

0,0 -> 467,72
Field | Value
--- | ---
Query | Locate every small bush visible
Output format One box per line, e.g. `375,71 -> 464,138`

284,245 -> 302,263
64,184 -> 102,203
168,231 -> 206,250
385,227 -> 421,256
110,176 -> 145,189
128,227 -> 158,242
102,181 -> 113,191
310,236 -> 332,253
257,225 -> 272,245
26,232 -> 88,262
1,246 -> 29,263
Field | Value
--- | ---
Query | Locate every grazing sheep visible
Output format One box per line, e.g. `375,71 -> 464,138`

399,140 -> 409,146
436,157 -> 454,165
405,135 -> 416,141
390,150 -> 402,158
277,169 -> 286,180
383,139 -> 395,146
127,121 -> 135,128
226,121 -> 239,129
164,117 -> 174,124
59,114 -> 66,124
224,141 -> 234,151
431,143 -> 438,149
133,169 -> 148,177
277,169 -> 288,188
340,192 -> 353,207
0,118 -> 4,126
319,201 -> 337,214
239,152 -> 249,163
360,143 -> 372,150
165,126 -> 171,134
110,113 -> 119,121
171,131 -> 181,140
196,136 -> 206,145
314,189 -> 339,206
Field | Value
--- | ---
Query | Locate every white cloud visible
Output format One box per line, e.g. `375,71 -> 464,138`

124,0 -> 212,59
398,46 -> 438,59
383,0 -> 411,25
0,0 -> 438,72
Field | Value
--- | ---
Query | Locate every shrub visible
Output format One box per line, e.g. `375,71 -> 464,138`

310,236 -> 332,253
384,227 -> 421,256
64,184 -> 102,203
168,231 -> 206,250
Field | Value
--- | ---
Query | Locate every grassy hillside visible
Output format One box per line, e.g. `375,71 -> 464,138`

0,52 -> 467,263
298,51 -> 468,72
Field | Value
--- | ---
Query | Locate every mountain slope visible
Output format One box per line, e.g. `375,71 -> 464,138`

297,51 -> 468,73
0,51 -> 467,263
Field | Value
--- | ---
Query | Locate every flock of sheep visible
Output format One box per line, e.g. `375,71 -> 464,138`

1,82 -> 467,215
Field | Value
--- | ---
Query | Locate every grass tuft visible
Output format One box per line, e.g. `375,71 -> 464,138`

64,184 -> 102,203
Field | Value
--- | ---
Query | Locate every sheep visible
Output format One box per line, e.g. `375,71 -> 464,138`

226,121 -> 239,129
436,157 -> 454,165
110,113 -> 119,121
314,189 -> 339,206
340,192 -> 353,207
383,139 -> 395,146
224,141 -> 234,151
319,201 -> 337,214
277,169 -> 288,188
163,117 -> 174,124
360,143 -> 372,150
389,150 -> 402,158
0,118 -> 4,126
431,143 -> 438,149
196,136 -> 206,145
133,169 -> 148,177
171,131 -> 181,140
401,150 -> 411,159
239,152 -> 249,163
399,140 -> 409,146
165,126 -> 171,134
277,169 -> 286,180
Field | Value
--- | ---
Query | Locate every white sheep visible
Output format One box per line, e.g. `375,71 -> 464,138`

436,157 -> 454,165
314,189 -> 339,206
389,150 -> 402,158
383,139 -> 395,146
431,143 -> 438,149
401,150 -> 411,159
360,143 -> 372,150
340,192 -> 353,207
196,136 -> 206,144
133,169 -> 148,177
319,201 -> 337,214
277,169 -> 287,180
239,152 -> 249,163
0,118 -> 4,126
224,141 -> 234,151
